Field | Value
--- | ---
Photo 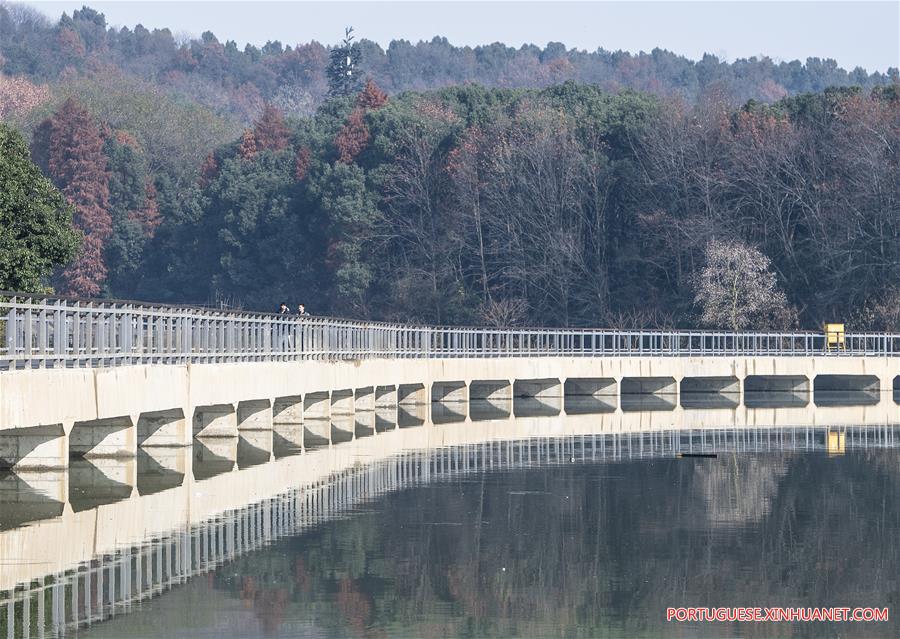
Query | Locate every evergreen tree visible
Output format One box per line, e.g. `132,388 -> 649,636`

327,27 -> 362,98
103,131 -> 160,296
0,123 -> 80,292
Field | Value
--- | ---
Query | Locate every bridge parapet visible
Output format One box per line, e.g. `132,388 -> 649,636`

3,292 -> 898,370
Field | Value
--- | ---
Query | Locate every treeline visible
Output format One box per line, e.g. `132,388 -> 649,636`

3,80 -> 899,329
1,2 -> 896,126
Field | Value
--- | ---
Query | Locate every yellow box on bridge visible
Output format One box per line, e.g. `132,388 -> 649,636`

824,323 -> 845,351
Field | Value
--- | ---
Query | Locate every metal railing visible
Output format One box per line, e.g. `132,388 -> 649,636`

1,292 -> 898,369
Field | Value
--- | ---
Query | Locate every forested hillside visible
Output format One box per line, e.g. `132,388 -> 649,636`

1,3 -> 898,329
2,3 -> 896,123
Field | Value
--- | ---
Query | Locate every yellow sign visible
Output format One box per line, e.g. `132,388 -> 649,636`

827,430 -> 845,455
824,323 -> 845,351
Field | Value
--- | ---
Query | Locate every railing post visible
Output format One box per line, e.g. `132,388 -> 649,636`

5,301 -> 16,363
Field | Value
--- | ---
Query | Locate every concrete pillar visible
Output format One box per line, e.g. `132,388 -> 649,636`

431,399 -> 467,424
564,378 -> 617,397
744,375 -> 810,393
137,409 -> 189,447
238,430 -> 273,468
331,416 -> 354,444
680,376 -> 741,409
331,390 -> 354,416
0,470 -> 66,529
432,381 -> 468,403
470,380 -> 513,401
355,387 -> 375,412
375,385 -> 397,408
68,457 -> 136,511
304,392 -> 330,420
514,378 -> 562,399
193,437 -> 237,480
814,374 -> 881,392
237,399 -> 273,431
513,378 -> 562,417
621,377 -> 678,395
375,406 -> 397,432
398,402 -> 426,428
272,396 -> 303,456
398,383 -> 427,405
303,392 -> 331,449
814,374 -> 881,407
0,424 -> 68,470
70,416 -> 137,458
355,411 -> 375,438
137,447 -> 188,496
469,397 -> 511,421
193,404 -> 238,438
563,377 -> 617,415
620,377 -> 677,412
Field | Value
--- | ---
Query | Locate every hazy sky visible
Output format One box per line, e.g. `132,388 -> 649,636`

23,1 -> 900,73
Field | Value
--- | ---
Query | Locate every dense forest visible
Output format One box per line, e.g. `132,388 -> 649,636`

1,3 -> 898,329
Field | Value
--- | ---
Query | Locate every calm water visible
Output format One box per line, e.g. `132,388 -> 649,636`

2,405 -> 900,638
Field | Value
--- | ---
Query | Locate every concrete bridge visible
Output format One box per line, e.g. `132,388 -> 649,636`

0,293 -> 898,469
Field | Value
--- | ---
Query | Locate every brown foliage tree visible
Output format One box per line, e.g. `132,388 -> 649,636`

238,128 -> 258,160
56,27 -> 86,61
294,146 -> 311,181
357,78 -> 388,110
34,98 -> 112,296
334,108 -> 369,163
199,152 -> 219,186
251,103 -> 290,152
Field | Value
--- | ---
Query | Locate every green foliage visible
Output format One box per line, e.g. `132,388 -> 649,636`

103,134 -> 157,296
32,74 -> 244,181
327,27 -> 362,98
0,123 -> 79,292
308,161 -> 378,313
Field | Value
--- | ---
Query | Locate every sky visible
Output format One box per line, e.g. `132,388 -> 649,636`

22,1 -> 900,73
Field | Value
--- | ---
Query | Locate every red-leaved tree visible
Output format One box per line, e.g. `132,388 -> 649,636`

33,98 -> 112,296
252,104 -> 290,152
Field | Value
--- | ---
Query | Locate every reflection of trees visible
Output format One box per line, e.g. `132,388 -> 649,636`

692,454 -> 789,525
209,450 -> 900,637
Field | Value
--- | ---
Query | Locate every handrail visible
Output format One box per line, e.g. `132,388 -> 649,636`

1,293 -> 897,369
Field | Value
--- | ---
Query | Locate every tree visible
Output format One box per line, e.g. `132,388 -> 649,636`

103,131 -> 160,296
309,162 -> 378,313
695,239 -> 794,330
334,108 -> 369,163
33,98 -> 112,296
0,123 -> 80,292
251,104 -> 290,152
357,79 -> 388,109
0,74 -> 50,123
327,27 -> 362,98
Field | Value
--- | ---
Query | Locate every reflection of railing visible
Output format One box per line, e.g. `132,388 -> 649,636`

2,292 -> 898,369
2,423 -> 898,636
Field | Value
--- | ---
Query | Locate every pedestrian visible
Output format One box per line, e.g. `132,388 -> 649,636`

297,304 -> 309,316
278,302 -> 289,314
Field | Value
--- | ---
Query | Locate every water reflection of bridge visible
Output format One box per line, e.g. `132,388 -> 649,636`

2,403 -> 900,637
